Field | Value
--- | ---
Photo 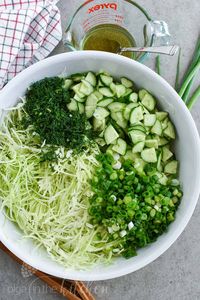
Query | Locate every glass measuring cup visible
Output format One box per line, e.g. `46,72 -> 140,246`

63,0 -> 171,62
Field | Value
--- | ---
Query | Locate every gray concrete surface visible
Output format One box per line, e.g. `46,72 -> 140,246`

0,1 -> 200,300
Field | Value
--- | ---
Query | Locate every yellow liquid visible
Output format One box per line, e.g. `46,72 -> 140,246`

81,24 -> 136,58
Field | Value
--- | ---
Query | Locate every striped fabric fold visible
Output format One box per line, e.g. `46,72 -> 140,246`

0,0 -> 62,89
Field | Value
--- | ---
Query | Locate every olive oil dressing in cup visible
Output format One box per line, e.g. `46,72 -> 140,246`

64,0 -> 172,62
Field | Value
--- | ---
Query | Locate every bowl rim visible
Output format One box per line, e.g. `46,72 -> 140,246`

0,51 -> 200,281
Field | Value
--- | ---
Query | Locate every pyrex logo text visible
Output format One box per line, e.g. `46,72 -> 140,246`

88,3 -> 118,13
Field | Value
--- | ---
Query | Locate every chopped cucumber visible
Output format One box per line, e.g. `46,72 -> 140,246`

93,90 -> 103,101
130,106 -> 143,124
121,77 -> 133,88
141,148 -> 157,163
164,160 -> 178,174
144,114 -> 156,127
100,74 -> 113,86
162,147 -> 173,162
80,79 -> 94,96
124,150 -> 140,161
141,93 -> 156,111
74,93 -> 85,103
72,83 -> 85,98
93,107 -> 110,120
132,141 -> 145,153
85,93 -> 98,118
99,87 -> 114,97
97,98 -> 113,107
157,137 -> 169,146
112,138 -> 127,155
139,89 -> 148,100
161,117 -> 169,130
123,103 -> 138,120
63,79 -> 73,90
111,111 -> 127,128
110,82 -> 117,94
129,130 -> 146,144
157,152 -> 163,172
93,117 -> 106,131
145,139 -> 158,148
104,124 -> 119,144
151,120 -> 162,136
77,102 -> 84,114
156,111 -> 168,121
67,99 -> 78,111
85,72 -> 97,86
134,158 -> 146,174
108,102 -> 126,112
129,92 -> 138,103
116,84 -> 126,98
95,138 -> 106,147
163,121 -> 176,139
129,124 -> 146,133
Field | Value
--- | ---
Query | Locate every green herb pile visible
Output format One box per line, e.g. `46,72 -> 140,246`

23,77 -> 94,155
89,153 -> 182,258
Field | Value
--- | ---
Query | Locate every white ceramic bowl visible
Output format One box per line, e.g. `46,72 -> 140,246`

0,51 -> 200,281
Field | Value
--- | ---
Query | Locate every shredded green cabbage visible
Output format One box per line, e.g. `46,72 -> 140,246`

0,107 -> 111,269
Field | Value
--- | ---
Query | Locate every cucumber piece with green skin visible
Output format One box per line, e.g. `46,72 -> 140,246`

164,160 -> 178,174
108,102 -> 126,112
85,72 -> 97,86
111,111 -> 127,129
93,90 -> 103,101
129,130 -> 146,144
156,111 -> 168,121
97,98 -> 113,107
132,141 -> 145,153
123,88 -> 133,97
124,150 -> 140,161
129,123 -> 146,133
71,73 -> 86,82
100,74 -> 113,86
121,77 -> 133,88
134,158 -> 146,174
163,121 -> 176,139
162,146 -> 173,162
95,138 -> 106,147
72,83 -> 85,98
112,138 -> 127,155
157,152 -> 163,172
161,117 -> 169,130
110,82 -> 117,94
151,120 -> 162,136
141,148 -> 157,163
67,99 -> 78,112
144,114 -> 156,127
141,93 -> 156,111
80,79 -> 94,96
139,89 -> 148,100
63,79 -> 73,90
116,84 -> 126,98
123,103 -> 139,120
93,117 -> 106,131
130,106 -> 144,124
77,102 -> 84,114
145,139 -> 158,148
129,92 -> 138,103
99,87 -> 114,97
157,137 -> 169,146
74,93 -> 86,103
85,93 -> 98,118
104,124 -> 119,144
93,107 -> 110,120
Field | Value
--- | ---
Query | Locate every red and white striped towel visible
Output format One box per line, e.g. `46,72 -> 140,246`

0,0 -> 62,89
